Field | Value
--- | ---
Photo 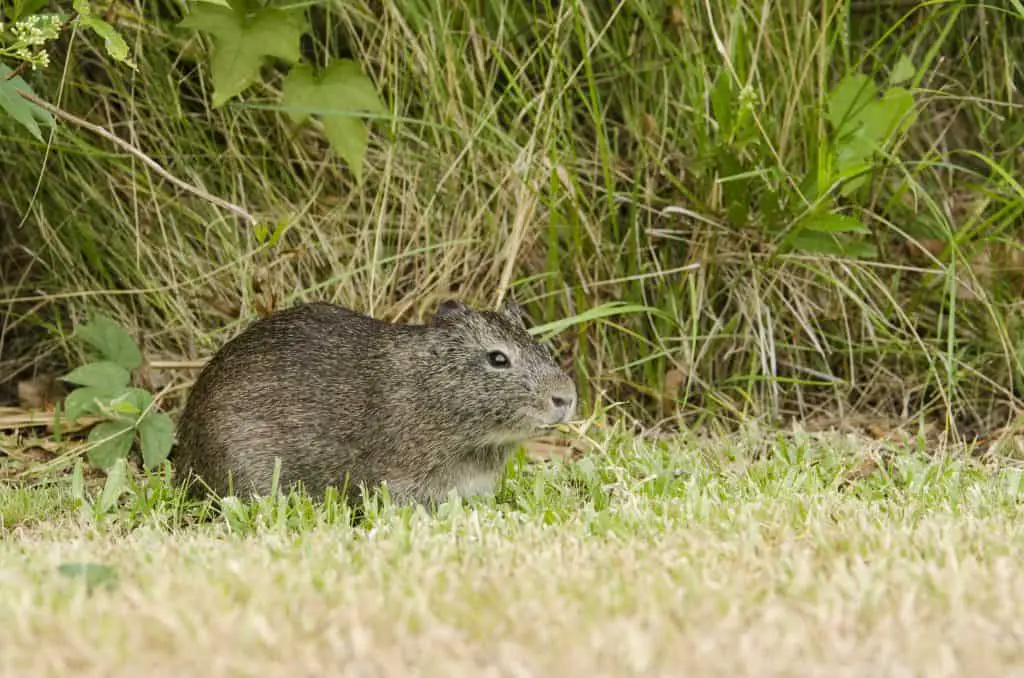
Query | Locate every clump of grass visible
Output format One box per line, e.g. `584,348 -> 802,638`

1,0 -> 1021,441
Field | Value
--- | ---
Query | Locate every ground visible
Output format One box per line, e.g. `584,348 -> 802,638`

3,427 -> 1024,677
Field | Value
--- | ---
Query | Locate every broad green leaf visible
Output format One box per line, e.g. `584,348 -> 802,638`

0,63 -> 53,141
784,231 -> 877,259
833,143 -> 873,179
9,0 -> 51,20
138,412 -> 175,469
73,0 -> 136,69
855,86 -> 916,147
838,240 -> 879,259
784,231 -> 846,256
799,213 -> 870,234
57,562 -> 119,592
179,4 -> 307,107
827,74 -> 876,139
281,60 -> 385,183
111,387 -> 154,415
890,55 -> 915,85
61,361 -> 130,391
86,419 -> 135,470
73,314 -> 142,369
64,386 -> 110,421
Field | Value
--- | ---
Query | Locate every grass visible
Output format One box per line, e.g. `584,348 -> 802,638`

4,426 -> 1024,676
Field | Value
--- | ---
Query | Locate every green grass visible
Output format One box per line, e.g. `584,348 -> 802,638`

1,0 -> 1022,437
4,427 -> 1024,675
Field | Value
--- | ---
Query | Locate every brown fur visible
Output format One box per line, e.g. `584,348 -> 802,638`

172,299 -> 577,505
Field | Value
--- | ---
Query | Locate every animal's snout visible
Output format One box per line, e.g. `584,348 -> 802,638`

548,390 -> 577,423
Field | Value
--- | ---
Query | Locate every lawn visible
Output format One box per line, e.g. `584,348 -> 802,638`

4,428 -> 1024,677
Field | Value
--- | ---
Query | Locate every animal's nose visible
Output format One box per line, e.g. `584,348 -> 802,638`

550,393 -> 576,422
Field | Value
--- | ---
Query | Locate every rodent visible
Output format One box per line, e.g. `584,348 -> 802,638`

171,298 -> 577,506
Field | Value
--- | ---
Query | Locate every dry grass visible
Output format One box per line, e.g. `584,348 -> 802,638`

4,427 -> 1024,677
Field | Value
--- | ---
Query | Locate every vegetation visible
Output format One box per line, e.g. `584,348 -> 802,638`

6,430 -> 1024,675
0,0 -> 1019,436
1,1 -> 1023,672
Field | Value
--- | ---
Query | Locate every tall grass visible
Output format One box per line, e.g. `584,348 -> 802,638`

1,0 -> 1022,436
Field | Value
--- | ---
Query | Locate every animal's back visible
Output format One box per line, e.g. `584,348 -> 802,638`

173,302 -> 411,499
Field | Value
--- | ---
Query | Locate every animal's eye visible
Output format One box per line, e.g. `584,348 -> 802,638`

486,350 -> 510,368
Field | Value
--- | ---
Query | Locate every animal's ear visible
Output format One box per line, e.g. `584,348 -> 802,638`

432,298 -> 470,322
499,298 -> 526,328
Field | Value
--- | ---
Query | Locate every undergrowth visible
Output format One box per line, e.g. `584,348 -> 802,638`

1,0 -> 1022,443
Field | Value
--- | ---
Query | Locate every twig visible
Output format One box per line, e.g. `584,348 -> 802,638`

3,59 -> 31,81
17,89 -> 258,227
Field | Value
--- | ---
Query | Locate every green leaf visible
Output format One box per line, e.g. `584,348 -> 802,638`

890,55 -> 915,85
783,231 -> 877,259
73,314 -> 142,369
280,60 -> 385,183
856,86 -> 916,147
179,4 -> 307,107
827,73 -> 876,139
72,0 -> 136,69
109,388 -> 154,416
8,0 -> 51,21
61,361 -> 131,391
86,419 -> 135,470
64,386 -> 110,421
137,412 -> 175,469
0,63 -> 53,141
799,213 -> 870,234
710,73 -> 734,137
57,562 -> 119,592
97,458 -> 129,513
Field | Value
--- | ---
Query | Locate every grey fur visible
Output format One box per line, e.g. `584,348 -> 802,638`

172,299 -> 577,506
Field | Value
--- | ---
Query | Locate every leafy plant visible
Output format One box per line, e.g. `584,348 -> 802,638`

60,314 -> 175,473
179,0 -> 386,183
0,2 -> 135,138
781,60 -> 919,258
708,56 -> 920,260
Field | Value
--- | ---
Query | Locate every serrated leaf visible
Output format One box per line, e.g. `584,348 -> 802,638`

799,213 -> 870,234
86,419 -> 135,470
64,386 -> 110,421
827,74 -> 876,139
281,60 -> 385,183
0,63 -> 53,141
138,412 -> 175,469
890,55 -> 915,85
73,314 -> 142,369
179,4 -> 307,107
61,361 -> 131,391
